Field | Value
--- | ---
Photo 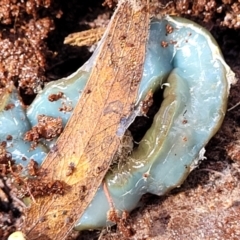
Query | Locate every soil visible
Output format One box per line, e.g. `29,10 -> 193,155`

0,0 -> 240,239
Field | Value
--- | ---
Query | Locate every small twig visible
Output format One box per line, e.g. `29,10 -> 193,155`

11,195 -> 27,208
103,181 -> 114,209
228,101 -> 240,111
25,184 -> 36,204
198,168 -> 225,177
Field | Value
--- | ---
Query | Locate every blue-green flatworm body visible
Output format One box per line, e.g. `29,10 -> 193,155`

75,16 -> 235,230
0,84 -> 47,168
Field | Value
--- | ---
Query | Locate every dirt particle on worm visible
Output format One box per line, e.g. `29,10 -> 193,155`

4,103 -> 15,110
27,159 -> 39,176
166,24 -> 174,34
161,41 -> 169,48
24,115 -> 63,149
48,92 -> 64,102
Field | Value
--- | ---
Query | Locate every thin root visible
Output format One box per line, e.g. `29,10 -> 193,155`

228,101 -> 240,111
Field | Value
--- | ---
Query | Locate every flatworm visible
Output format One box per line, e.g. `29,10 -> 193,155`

75,16 -> 235,230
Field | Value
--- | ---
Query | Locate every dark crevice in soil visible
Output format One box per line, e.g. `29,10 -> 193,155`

129,86 -> 164,144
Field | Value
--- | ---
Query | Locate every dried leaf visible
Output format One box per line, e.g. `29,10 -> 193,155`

23,1 -> 150,239
64,28 -> 106,47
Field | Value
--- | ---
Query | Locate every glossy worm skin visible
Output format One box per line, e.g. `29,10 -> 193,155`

0,84 -> 47,169
76,16 -> 235,230
0,16 -> 235,230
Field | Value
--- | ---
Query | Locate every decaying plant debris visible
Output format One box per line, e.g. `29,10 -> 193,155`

0,0 -> 240,239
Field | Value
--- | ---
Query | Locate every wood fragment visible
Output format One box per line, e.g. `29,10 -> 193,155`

64,28 -> 106,47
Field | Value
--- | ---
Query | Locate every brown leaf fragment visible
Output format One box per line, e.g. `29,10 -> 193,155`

64,28 -> 106,47
23,0 -> 150,239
